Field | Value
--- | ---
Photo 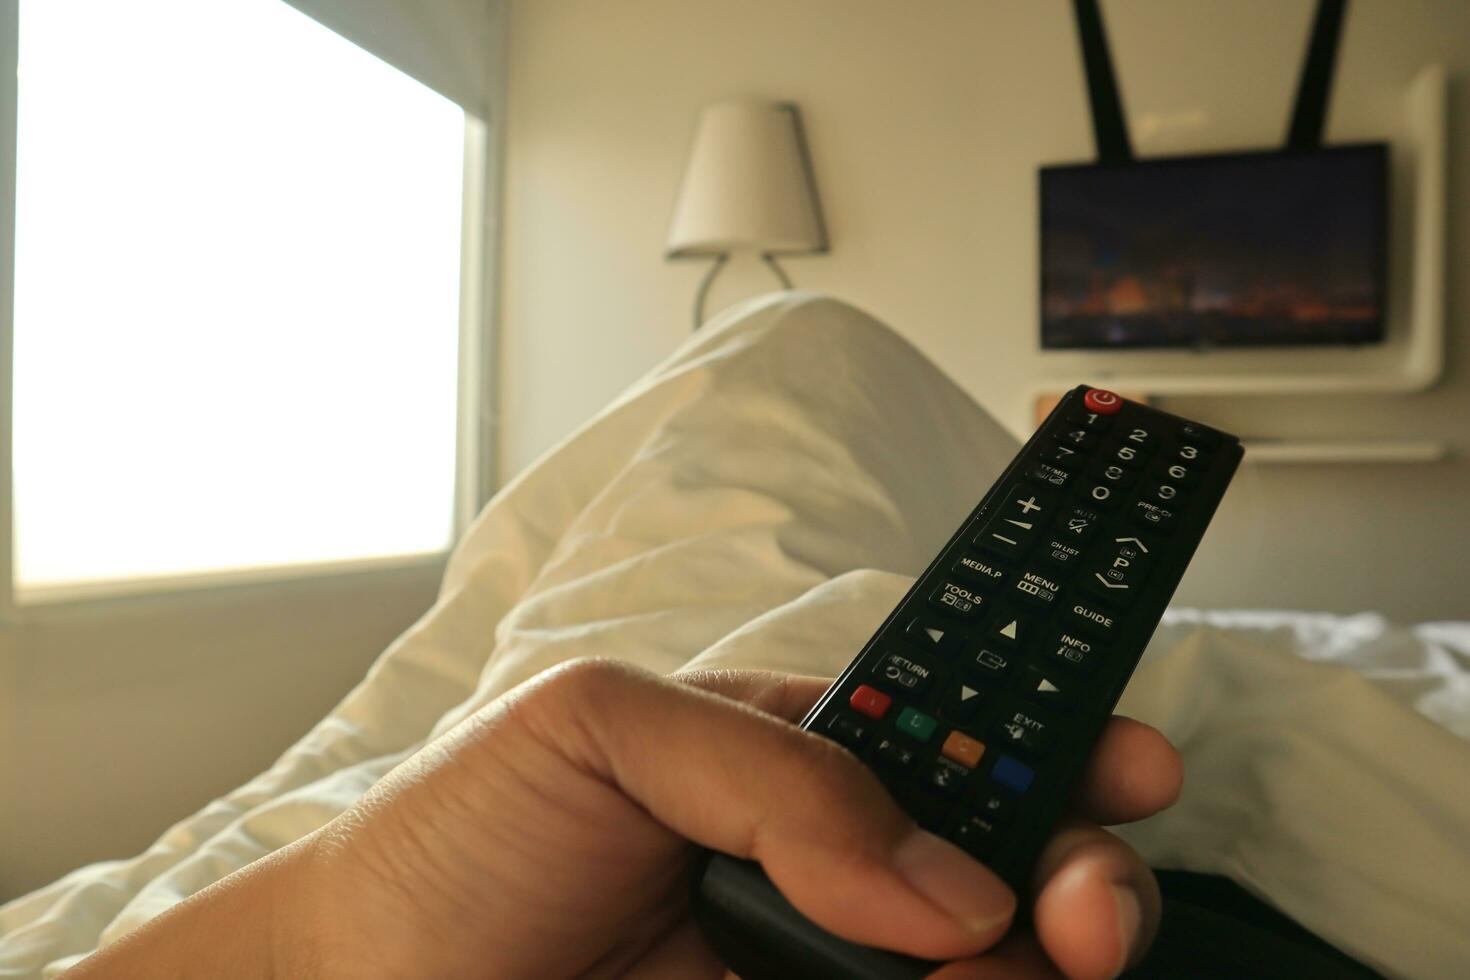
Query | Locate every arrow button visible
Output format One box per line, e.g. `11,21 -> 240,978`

939,678 -> 987,724
1021,667 -> 1074,711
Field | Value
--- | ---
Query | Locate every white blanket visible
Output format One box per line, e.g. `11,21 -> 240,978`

3,293 -> 1468,978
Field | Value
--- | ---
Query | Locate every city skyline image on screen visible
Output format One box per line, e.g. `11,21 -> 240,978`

1040,144 -> 1386,349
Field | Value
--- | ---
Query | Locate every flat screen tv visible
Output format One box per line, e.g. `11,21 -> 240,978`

1040,144 -> 1387,350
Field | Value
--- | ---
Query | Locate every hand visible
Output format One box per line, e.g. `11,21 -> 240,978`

68,660 -> 1181,979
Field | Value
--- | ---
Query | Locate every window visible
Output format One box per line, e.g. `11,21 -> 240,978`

8,0 -> 480,600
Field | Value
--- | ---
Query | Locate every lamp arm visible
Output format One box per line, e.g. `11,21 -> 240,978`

692,252 -> 798,330
693,253 -> 730,329
760,252 -> 794,290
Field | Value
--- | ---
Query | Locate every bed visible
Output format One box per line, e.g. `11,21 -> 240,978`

3,292 -> 1467,978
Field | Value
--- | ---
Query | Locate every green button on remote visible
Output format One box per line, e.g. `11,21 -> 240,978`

894,706 -> 937,741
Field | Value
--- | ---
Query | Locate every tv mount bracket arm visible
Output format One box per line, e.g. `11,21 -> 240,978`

1069,0 -> 1349,162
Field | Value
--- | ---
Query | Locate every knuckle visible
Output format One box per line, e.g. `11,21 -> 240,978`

507,657 -> 644,738
536,656 -> 640,703
787,732 -> 888,810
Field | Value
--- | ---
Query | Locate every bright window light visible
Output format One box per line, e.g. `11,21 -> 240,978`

12,0 -> 466,594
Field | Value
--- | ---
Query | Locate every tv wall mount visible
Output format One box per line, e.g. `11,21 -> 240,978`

1032,0 -> 1445,417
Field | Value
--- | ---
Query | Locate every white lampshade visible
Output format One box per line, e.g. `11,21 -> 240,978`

666,99 -> 827,258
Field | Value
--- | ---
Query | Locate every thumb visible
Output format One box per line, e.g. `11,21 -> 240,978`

536,659 -> 1016,961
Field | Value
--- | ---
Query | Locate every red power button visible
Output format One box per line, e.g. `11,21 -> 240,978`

1083,388 -> 1123,415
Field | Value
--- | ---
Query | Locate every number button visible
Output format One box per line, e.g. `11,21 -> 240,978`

1067,410 -> 1112,432
1040,441 -> 1083,469
1140,476 -> 1185,508
1095,461 -> 1136,488
1055,428 -> 1096,450
1160,461 -> 1193,482
1082,482 -> 1122,509
1173,443 -> 1207,465
1110,443 -> 1142,465
1124,426 -> 1152,445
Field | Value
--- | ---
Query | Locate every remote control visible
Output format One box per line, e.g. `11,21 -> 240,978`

694,386 -> 1243,979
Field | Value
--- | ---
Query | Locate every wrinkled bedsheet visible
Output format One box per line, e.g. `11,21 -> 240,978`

3,293 -> 1468,978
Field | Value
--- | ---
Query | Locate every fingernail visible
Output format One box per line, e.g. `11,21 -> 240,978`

1110,883 -> 1142,974
892,828 -> 1015,936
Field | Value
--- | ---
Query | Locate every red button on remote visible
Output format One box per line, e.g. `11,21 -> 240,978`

1083,388 -> 1123,415
849,684 -> 892,720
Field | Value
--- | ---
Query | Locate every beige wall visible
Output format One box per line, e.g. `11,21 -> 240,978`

499,0 -> 1470,621
0,566 -> 439,899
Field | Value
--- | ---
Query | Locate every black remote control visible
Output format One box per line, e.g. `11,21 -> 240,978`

694,386 -> 1243,979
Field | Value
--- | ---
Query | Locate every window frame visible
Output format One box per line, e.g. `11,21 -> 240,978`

0,0 -> 505,621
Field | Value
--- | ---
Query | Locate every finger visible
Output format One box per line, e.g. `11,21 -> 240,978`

1070,716 -> 1182,825
631,917 -> 726,980
671,668 -> 833,723
926,931 -> 1063,979
1028,822 -> 1161,980
529,659 -> 1016,961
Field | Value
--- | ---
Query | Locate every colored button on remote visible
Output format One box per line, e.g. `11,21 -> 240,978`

1083,388 -> 1123,415
991,754 -> 1036,794
895,706 -> 938,742
942,731 -> 985,769
848,684 -> 892,720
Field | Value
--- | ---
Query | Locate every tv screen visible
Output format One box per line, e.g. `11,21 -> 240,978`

1040,144 -> 1387,349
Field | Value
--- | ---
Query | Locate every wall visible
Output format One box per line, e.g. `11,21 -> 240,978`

498,0 -> 1470,621
0,565 -> 440,899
